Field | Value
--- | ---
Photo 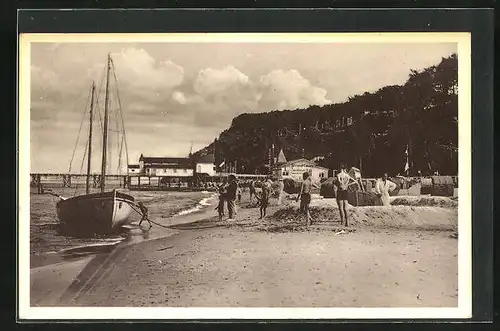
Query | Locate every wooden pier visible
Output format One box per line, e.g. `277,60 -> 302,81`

30,173 -> 271,193
30,173 -> 130,193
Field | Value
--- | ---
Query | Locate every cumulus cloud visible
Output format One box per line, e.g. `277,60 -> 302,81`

110,48 -> 185,91
193,66 -> 250,96
258,69 -> 331,110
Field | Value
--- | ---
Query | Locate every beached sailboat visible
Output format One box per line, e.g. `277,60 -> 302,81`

55,54 -> 135,234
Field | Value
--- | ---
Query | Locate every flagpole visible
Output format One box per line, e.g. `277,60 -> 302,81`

404,144 -> 409,175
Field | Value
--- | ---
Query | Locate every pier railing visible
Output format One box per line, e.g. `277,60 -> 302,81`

29,173 -> 272,193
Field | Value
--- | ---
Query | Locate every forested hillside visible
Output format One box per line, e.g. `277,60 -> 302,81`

193,54 -> 458,177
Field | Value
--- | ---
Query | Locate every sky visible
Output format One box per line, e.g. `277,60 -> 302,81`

29,41 -> 457,173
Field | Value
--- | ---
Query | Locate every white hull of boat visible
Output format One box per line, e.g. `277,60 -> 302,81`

56,190 -> 135,234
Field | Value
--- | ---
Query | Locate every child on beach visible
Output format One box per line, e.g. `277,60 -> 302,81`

249,180 -> 256,202
237,187 -> 242,203
277,178 -> 284,206
257,182 -> 270,219
137,201 -> 152,228
215,183 -> 226,221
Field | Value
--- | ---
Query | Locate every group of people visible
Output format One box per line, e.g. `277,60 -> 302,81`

136,166 -> 398,229
216,176 -> 287,221
294,164 -> 356,227
296,164 -> 398,227
215,174 -> 240,221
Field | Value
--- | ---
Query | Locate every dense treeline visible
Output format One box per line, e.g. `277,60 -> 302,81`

193,54 -> 458,178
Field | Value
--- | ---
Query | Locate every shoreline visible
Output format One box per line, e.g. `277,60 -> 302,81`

30,194 -> 458,307
30,190 -> 217,266
29,194 -> 220,306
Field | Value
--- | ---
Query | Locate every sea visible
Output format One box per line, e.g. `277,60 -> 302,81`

28,185 -> 216,261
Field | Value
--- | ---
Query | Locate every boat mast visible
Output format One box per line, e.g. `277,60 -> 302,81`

100,54 -> 112,193
86,81 -> 96,194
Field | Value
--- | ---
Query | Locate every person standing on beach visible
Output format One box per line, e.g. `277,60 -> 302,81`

259,180 -> 271,219
215,182 -> 226,221
335,164 -> 357,227
277,178 -> 285,206
249,180 -> 256,202
226,174 -> 238,220
375,173 -> 397,206
296,171 -> 317,226
237,187 -> 242,203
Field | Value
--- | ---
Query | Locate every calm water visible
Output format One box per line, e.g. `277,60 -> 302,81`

29,188 -> 214,256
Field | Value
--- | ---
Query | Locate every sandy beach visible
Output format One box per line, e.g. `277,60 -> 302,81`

30,192 -> 458,308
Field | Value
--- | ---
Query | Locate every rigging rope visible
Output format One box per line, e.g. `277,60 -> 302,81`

113,104 -> 122,175
110,58 -> 131,172
68,85 -> 92,174
73,135 -> 90,196
94,64 -> 107,134
93,64 -> 107,163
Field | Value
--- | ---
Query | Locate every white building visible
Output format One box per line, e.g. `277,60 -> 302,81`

195,154 -> 216,177
127,164 -> 141,174
138,155 -> 194,177
276,158 -> 329,182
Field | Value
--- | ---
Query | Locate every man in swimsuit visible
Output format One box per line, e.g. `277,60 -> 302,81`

335,164 -> 358,227
296,171 -> 317,226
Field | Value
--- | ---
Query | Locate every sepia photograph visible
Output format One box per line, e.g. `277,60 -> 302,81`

19,32 -> 471,320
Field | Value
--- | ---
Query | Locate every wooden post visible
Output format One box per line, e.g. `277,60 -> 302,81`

36,174 -> 42,194
62,174 -> 71,188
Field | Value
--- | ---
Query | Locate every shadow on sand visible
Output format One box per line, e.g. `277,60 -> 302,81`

168,216 -> 229,230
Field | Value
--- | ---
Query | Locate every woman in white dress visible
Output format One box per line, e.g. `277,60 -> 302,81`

375,173 -> 397,206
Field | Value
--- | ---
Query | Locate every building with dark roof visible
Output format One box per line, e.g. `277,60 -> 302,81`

138,154 -> 194,177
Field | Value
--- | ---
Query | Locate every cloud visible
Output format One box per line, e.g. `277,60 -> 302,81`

257,69 -> 331,110
193,66 -> 250,96
166,66 -> 333,129
110,48 -> 185,92
29,42 -> 456,172
172,91 -> 187,104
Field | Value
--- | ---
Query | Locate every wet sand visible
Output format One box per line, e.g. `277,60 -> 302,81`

71,227 -> 458,307
29,193 -> 218,306
30,193 -> 458,308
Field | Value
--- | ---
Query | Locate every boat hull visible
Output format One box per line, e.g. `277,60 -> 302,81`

56,190 -> 135,234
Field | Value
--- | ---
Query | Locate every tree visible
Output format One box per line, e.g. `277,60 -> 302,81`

192,54 -> 458,176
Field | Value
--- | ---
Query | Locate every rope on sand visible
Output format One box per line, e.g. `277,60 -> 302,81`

126,201 -> 172,230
